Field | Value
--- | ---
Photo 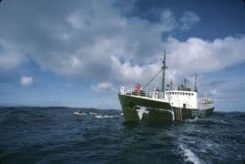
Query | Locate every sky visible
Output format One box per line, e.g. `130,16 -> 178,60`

0,0 -> 245,111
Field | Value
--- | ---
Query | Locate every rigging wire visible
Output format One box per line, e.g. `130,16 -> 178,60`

143,69 -> 162,90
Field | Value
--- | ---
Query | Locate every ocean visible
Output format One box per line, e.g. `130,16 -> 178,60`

0,107 -> 244,164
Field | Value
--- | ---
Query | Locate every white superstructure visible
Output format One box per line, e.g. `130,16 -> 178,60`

165,90 -> 198,109
119,87 -> 214,111
165,90 -> 214,110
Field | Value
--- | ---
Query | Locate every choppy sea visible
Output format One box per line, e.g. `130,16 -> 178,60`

0,107 -> 244,164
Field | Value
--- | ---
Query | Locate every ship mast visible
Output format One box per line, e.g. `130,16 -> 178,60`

194,73 -> 198,92
161,50 -> 168,93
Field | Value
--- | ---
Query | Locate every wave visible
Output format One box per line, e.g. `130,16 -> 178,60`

213,119 -> 229,124
74,111 -> 117,119
0,107 -> 244,163
74,112 -> 87,116
186,117 -> 199,123
94,114 -> 117,119
89,112 -> 97,115
179,143 -> 201,164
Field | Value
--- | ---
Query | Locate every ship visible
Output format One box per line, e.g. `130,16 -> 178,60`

118,51 -> 214,124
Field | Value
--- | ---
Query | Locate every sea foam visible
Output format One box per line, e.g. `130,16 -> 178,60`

74,112 -> 87,116
179,143 -> 201,164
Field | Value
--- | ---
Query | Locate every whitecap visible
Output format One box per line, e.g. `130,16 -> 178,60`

219,119 -> 228,124
94,114 -> 117,119
179,143 -> 201,164
103,115 -> 116,118
89,112 -> 97,115
95,115 -> 103,119
74,112 -> 87,116
186,117 -> 199,123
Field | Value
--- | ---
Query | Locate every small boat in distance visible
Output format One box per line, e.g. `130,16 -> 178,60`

118,51 -> 214,123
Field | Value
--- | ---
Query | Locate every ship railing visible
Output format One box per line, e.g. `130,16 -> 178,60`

119,87 -> 165,100
198,97 -> 214,109
199,97 -> 214,104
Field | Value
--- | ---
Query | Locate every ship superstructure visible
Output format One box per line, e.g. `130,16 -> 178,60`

118,51 -> 214,123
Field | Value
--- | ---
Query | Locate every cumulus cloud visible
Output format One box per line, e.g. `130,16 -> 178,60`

0,0 -> 199,84
91,82 -> 113,92
165,36 -> 245,79
180,11 -> 200,30
20,76 -> 33,86
0,0 -> 244,92
0,39 -> 27,70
